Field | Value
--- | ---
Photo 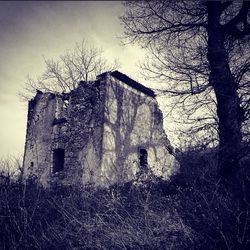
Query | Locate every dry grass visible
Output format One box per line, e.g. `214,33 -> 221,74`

0,148 -> 250,250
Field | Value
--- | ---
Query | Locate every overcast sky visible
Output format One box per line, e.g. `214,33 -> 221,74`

0,1 -> 174,160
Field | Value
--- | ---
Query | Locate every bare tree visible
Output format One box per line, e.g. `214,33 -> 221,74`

21,40 -> 119,100
121,0 -> 250,183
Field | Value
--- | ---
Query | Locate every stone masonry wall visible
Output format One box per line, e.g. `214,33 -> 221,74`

23,91 -> 58,185
23,81 -> 105,187
23,71 -> 178,188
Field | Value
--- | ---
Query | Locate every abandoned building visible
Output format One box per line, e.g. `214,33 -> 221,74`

23,71 -> 178,187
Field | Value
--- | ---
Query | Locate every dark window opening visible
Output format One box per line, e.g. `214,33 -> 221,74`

53,148 -> 65,173
139,148 -> 148,168
52,117 -> 67,126
29,161 -> 34,170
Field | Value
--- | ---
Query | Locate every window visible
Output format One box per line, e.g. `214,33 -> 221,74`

52,117 -> 67,126
29,161 -> 34,170
53,148 -> 65,173
139,148 -> 148,168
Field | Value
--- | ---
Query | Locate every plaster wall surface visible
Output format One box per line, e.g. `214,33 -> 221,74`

100,74 -> 177,186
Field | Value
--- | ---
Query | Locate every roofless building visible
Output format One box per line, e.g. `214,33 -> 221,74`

23,71 -> 177,187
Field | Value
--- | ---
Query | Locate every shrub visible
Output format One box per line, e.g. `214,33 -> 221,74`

0,178 -> 192,249
1,147 -> 250,249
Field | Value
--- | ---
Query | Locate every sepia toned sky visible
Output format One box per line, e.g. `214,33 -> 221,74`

0,1 -> 173,159
0,1 -> 148,159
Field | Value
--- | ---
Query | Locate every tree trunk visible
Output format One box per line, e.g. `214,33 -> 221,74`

206,2 -> 243,183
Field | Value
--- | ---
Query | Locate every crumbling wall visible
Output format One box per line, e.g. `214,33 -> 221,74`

23,91 -> 57,185
23,71 -> 177,188
23,81 -> 105,187
100,74 -> 177,186
71,81 -> 105,186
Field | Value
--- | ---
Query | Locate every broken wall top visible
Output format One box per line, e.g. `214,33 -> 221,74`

97,71 -> 156,98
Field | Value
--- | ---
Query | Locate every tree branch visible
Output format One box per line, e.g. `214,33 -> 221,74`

223,1 -> 250,38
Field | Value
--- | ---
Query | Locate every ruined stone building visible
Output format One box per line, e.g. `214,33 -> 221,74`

23,71 -> 177,187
